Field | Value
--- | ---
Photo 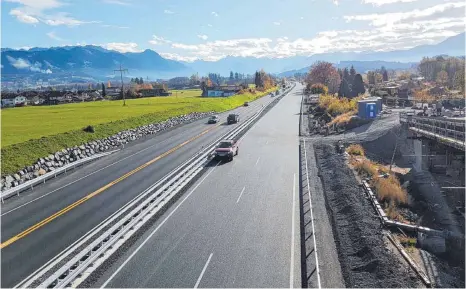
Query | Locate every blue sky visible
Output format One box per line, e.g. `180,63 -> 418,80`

1,0 -> 465,61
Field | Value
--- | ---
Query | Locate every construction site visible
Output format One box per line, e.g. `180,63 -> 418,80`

300,93 -> 465,288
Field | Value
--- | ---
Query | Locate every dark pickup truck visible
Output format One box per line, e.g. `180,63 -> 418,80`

227,113 -> 239,124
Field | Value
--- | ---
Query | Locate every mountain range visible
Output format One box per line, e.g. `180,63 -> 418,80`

1,32 -> 464,81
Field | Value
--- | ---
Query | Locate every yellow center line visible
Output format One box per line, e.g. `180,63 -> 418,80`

1,123 -> 221,249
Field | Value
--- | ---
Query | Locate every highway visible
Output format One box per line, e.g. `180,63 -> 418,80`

0,93 -> 277,288
91,84 -> 304,288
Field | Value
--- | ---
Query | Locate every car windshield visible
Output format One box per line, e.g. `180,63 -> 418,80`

210,116 -> 217,119
218,141 -> 232,148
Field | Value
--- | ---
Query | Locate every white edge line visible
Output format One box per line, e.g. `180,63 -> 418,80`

303,138 -> 321,289
3,101 -> 266,215
255,157 -> 260,166
236,187 -> 246,203
290,173 -> 296,288
100,161 -> 221,288
194,253 -> 213,289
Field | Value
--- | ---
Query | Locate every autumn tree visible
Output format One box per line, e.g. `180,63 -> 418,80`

307,61 -> 340,93
414,90 -> 435,104
310,83 -> 328,94
454,69 -> 465,92
436,70 -> 449,86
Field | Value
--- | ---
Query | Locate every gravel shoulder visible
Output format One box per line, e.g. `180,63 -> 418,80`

314,143 -> 422,288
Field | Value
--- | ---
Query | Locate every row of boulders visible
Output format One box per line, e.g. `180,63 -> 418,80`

1,111 -> 214,192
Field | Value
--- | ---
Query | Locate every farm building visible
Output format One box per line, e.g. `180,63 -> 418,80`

206,85 -> 242,97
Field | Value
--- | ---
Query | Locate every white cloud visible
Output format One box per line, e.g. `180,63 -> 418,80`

9,9 -> 39,23
344,1 -> 466,26
6,55 -> 30,69
362,0 -> 418,5
148,35 -> 172,45
6,55 -> 53,73
104,42 -> 142,53
43,13 -> 100,26
273,21 -> 281,25
332,0 -> 339,5
207,24 -> 213,27
6,0 -> 99,26
4,0 -> 63,10
154,7 -> 464,62
101,24 -> 129,29
159,52 -> 199,62
211,11 -> 218,17
46,31 -> 64,41
197,34 -> 208,40
102,0 -> 131,5
164,9 -> 174,14
300,17 -> 304,20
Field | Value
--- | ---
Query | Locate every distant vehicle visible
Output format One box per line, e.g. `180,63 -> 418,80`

452,110 -> 461,117
214,139 -> 239,161
243,102 -> 249,107
208,115 -> 219,124
227,113 -> 240,124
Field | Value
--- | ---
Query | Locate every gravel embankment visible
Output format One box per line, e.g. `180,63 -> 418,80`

314,143 -> 421,288
1,112 -> 214,192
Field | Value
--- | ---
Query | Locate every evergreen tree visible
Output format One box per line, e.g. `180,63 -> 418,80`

102,83 -> 106,97
351,74 -> 365,97
230,71 -> 234,80
338,79 -> 350,98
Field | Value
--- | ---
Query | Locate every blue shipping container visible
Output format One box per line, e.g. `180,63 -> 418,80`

365,102 -> 377,119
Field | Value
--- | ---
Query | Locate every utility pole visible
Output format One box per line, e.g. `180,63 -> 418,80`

114,64 -> 128,106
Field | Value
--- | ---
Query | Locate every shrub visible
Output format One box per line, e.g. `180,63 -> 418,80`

328,111 -> 356,126
318,94 -> 361,116
346,144 -> 365,156
310,83 -> 329,94
374,175 -> 408,205
354,159 -> 378,178
83,125 -> 95,133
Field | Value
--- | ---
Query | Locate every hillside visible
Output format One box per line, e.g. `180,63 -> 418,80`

1,46 -> 191,81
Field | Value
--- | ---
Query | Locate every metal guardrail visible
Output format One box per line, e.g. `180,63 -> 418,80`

1,150 -> 119,202
16,86 -> 295,289
399,112 -> 465,150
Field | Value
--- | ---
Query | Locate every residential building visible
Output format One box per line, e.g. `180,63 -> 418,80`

14,96 -> 27,106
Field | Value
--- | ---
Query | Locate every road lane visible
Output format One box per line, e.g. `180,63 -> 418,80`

94,84 -> 303,288
0,93 -> 275,288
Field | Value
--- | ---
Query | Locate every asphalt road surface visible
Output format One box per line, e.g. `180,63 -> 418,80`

0,94 -> 276,288
91,85 -> 304,288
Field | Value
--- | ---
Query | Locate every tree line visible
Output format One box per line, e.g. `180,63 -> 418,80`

418,56 -> 465,92
306,61 -> 365,98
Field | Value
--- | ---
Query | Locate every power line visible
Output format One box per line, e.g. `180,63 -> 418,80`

114,64 -> 128,106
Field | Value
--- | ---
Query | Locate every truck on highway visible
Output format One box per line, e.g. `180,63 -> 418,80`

214,139 -> 239,161
227,113 -> 239,124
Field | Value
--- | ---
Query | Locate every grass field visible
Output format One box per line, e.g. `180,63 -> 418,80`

1,87 -> 276,174
168,89 -> 202,98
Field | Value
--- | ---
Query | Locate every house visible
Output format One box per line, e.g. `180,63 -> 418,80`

1,98 -> 15,108
139,88 -> 170,97
206,85 -> 242,97
14,96 -> 27,107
